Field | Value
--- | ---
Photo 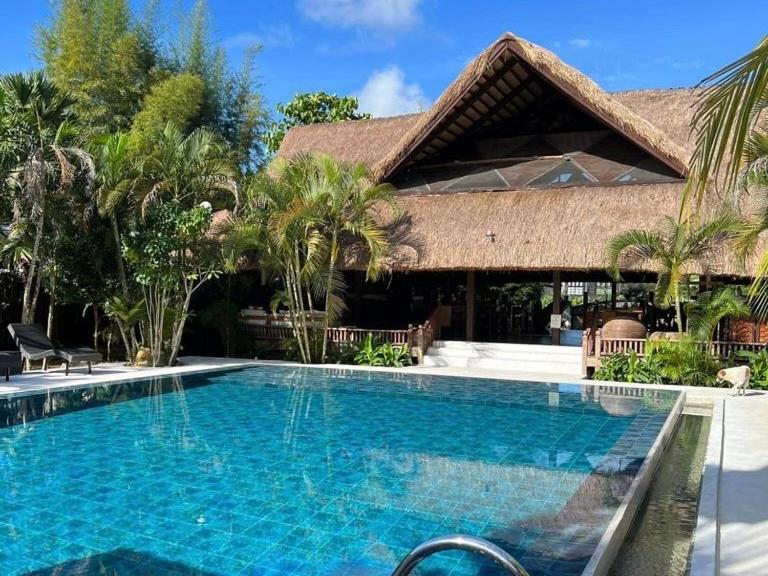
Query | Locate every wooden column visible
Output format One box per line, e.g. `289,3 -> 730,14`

552,271 -> 562,345
610,282 -> 617,310
466,270 -> 476,342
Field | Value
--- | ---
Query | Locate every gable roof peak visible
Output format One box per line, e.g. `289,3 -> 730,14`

371,32 -> 690,182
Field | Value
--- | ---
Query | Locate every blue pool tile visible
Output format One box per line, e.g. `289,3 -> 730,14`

0,367 -> 678,576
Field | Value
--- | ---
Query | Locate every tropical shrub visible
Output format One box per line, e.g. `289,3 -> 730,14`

352,335 -> 412,368
594,338 -> 724,387
122,201 -> 222,366
593,351 -> 664,384
646,338 -> 722,387
733,349 -> 768,390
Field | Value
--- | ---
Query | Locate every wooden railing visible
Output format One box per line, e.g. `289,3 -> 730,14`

325,326 -> 412,346
582,327 -> 768,375
243,323 -> 425,362
242,304 -> 455,364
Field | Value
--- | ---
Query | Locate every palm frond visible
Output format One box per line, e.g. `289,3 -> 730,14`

690,35 -> 768,198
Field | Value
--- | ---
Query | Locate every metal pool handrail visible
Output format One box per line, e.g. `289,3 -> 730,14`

390,534 -> 530,576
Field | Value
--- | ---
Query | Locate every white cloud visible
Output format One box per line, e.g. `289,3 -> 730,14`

224,23 -> 294,50
569,38 -> 592,49
356,66 -> 429,117
298,0 -> 422,30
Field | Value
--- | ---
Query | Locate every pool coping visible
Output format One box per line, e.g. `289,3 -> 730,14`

579,386 -> 686,576
688,398 -> 725,576
0,357 -> 259,400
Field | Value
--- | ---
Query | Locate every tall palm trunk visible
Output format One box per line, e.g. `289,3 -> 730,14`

111,216 -> 129,297
321,230 -> 338,363
110,216 -> 138,359
22,207 -> 45,323
46,292 -> 55,339
674,290 -> 684,335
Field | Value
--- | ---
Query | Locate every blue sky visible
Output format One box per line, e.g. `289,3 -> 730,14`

1,0 -> 766,117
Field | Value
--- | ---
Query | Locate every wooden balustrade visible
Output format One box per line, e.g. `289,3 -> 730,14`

242,322 -> 433,363
242,304 -> 456,364
582,327 -> 768,376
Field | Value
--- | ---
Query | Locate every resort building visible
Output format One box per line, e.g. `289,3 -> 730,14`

276,33 -> 742,349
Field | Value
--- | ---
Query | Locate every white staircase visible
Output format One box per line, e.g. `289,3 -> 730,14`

422,340 -> 583,378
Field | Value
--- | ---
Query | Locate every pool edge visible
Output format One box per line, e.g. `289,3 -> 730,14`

0,359 -> 259,401
580,388 -> 687,576
687,398 -> 724,576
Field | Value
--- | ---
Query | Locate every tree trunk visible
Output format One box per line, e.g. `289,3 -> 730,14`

46,292 -> 55,339
22,209 -> 45,323
284,271 -> 307,363
111,216 -> 129,297
168,289 -> 193,367
675,290 -> 684,335
92,304 -> 99,352
321,231 -> 338,364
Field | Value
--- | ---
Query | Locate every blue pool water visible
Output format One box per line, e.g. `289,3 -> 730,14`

0,367 -> 678,576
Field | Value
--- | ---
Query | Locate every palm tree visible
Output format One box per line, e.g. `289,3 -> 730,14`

0,71 -> 94,323
303,154 -> 398,362
606,215 -> 739,334
94,132 -> 135,297
689,35 -> 768,202
130,123 -> 235,366
685,287 -> 750,343
135,122 -> 238,212
221,167 -> 323,364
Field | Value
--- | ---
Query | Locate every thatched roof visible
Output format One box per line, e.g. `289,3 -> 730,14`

278,87 -> 699,172
274,33 -> 748,276
280,114 -> 422,169
278,36 -> 697,178
371,33 -> 689,181
341,182 -> 692,273
357,183 -> 752,276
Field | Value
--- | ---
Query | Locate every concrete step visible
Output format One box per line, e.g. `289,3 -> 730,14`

422,340 -> 582,376
426,346 -> 580,362
430,340 -> 581,355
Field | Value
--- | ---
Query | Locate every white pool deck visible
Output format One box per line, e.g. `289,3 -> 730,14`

0,357 -> 765,575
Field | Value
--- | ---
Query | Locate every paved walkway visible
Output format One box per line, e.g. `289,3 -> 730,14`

0,356 -> 256,399
691,393 -> 768,576
718,394 -> 768,575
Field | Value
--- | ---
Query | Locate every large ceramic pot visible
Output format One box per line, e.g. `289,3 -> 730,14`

601,318 -> 646,339
135,347 -> 152,367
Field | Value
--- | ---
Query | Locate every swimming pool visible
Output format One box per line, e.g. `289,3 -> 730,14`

0,367 -> 680,575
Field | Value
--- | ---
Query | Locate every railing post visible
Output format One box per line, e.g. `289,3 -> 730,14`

416,324 -> 425,364
595,329 -> 603,370
582,329 -> 589,377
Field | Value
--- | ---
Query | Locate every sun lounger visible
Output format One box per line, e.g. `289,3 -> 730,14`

7,324 -> 102,375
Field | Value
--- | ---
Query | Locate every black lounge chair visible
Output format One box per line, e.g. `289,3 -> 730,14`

7,324 -> 102,375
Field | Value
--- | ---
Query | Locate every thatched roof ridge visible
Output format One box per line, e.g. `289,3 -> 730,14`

370,32 -> 690,181
276,88 -> 701,169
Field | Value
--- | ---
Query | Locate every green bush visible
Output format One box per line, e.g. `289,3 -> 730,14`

353,334 -> 412,367
282,333 -> 412,368
646,338 -> 722,387
733,349 -> 768,390
593,351 -> 665,384
594,338 -> 723,387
